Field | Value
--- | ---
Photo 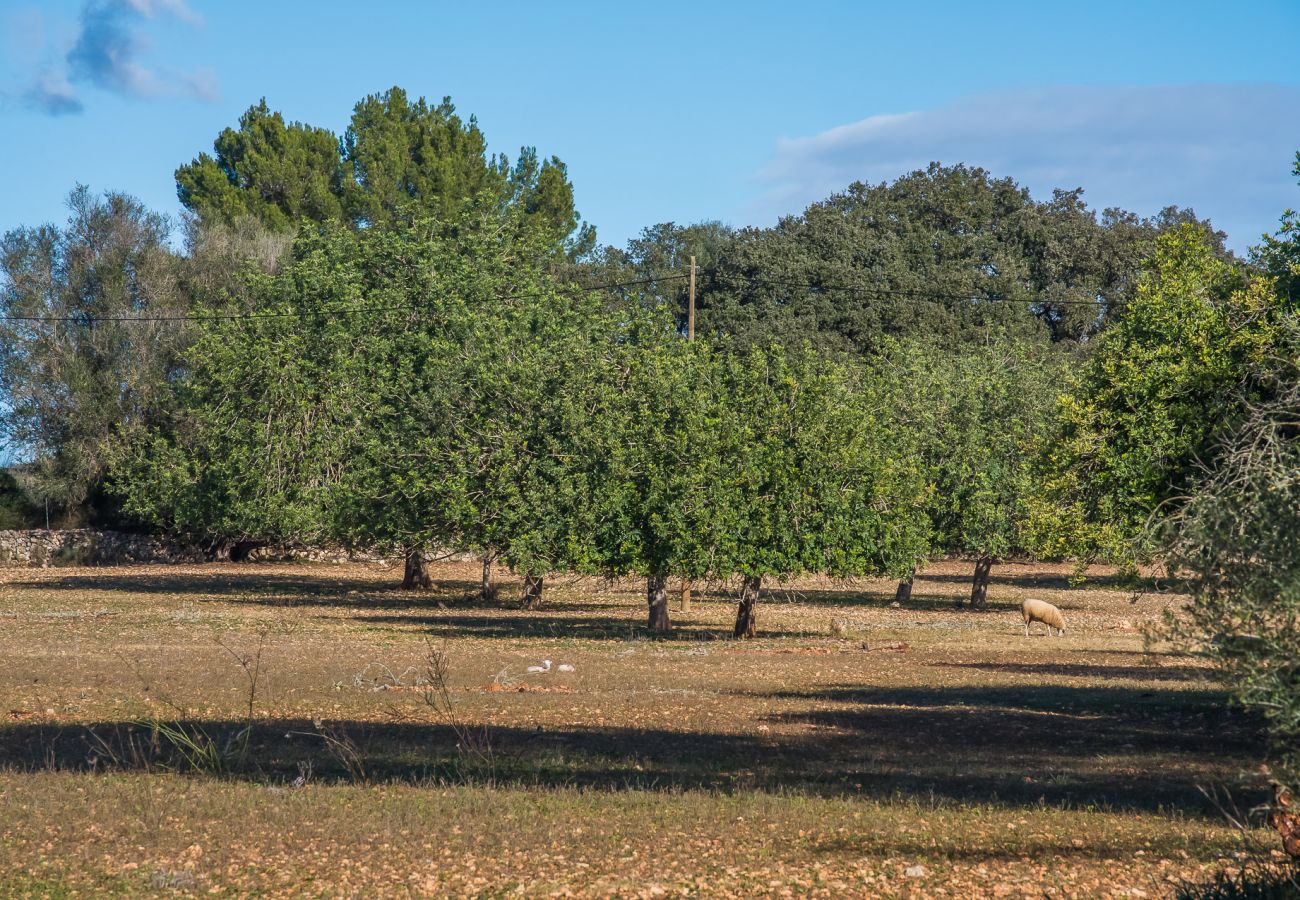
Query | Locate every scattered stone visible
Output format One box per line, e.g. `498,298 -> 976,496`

904,865 -> 927,878
150,868 -> 197,890
829,616 -> 869,637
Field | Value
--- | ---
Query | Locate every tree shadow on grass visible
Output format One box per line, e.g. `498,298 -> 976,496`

752,682 -> 1240,717
932,661 -> 1209,683
15,569 -> 1154,615
8,572 -> 527,610
916,569 -> 1183,593
759,588 -> 1062,613
751,682 -> 1262,812
0,681 -> 1262,816
350,612 -> 804,642
748,682 -> 1255,772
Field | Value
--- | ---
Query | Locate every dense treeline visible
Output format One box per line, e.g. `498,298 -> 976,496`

3,87 -> 1300,800
106,211 -> 931,637
590,164 -> 1227,349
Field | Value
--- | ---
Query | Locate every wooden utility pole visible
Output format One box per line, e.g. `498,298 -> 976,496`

681,255 -> 697,613
687,255 -> 696,342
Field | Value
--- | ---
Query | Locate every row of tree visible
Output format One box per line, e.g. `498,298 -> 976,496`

24,200 -> 1278,640
4,82 -> 1300,814
101,210 -> 949,637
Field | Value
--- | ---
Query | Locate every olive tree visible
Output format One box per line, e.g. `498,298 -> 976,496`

112,207 -> 616,590
0,186 -> 188,522
876,339 -> 1064,608
592,331 -> 741,630
597,340 -> 926,636
1168,355 -> 1300,844
718,346 -> 928,636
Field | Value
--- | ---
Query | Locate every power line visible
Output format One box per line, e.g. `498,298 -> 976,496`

703,270 -> 1121,306
0,262 -> 1118,327
0,274 -> 691,325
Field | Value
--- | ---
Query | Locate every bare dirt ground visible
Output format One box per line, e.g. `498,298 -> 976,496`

0,559 -> 1285,896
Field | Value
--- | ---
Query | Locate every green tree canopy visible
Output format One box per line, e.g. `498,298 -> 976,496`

328,218 -> 619,597
679,163 -> 1222,353
0,186 -> 187,519
874,338 -> 1064,606
1168,345 -> 1300,801
1252,151 -> 1300,308
1159,161 -> 1300,815
1032,225 -> 1281,564
586,220 -> 734,327
595,340 -> 927,635
111,208 -> 613,588
341,87 -> 497,227
176,100 -> 348,231
177,88 -> 594,258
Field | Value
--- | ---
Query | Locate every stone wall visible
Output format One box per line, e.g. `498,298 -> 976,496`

0,529 -> 203,567
0,529 -> 477,568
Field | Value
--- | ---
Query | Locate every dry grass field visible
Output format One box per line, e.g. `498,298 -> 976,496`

0,558 -> 1286,897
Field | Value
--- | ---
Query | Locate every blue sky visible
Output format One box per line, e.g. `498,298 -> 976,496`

1,0 -> 1298,253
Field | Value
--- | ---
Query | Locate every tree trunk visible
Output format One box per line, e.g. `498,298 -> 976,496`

680,578 -> 693,613
733,574 -> 763,639
480,553 -> 497,601
211,538 -> 265,563
968,556 -> 994,609
647,574 -> 671,631
521,572 -> 544,609
402,548 -> 433,590
230,540 -> 266,563
894,567 -> 916,604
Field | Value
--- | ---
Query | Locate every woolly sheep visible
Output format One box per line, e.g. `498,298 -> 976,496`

1021,598 -> 1065,637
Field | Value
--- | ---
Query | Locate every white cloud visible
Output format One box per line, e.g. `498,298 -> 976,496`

19,0 -> 215,114
24,68 -> 84,115
184,66 -> 219,102
123,0 -> 203,26
755,84 -> 1300,252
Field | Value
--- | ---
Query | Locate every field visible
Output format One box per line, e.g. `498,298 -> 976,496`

0,558 -> 1284,897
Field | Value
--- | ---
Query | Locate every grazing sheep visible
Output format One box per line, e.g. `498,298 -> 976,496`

1021,598 -> 1066,636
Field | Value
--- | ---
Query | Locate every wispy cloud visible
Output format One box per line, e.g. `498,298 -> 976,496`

755,84 -> 1300,252
24,69 -> 84,116
124,0 -> 203,26
19,0 -> 214,115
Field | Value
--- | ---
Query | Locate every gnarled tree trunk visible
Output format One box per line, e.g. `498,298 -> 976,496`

894,566 -> 916,604
680,578 -> 693,613
521,572 -> 544,609
648,574 -> 671,631
733,574 -> 763,639
211,538 -> 266,563
967,556 -> 994,609
480,553 -> 497,601
403,548 -> 433,590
